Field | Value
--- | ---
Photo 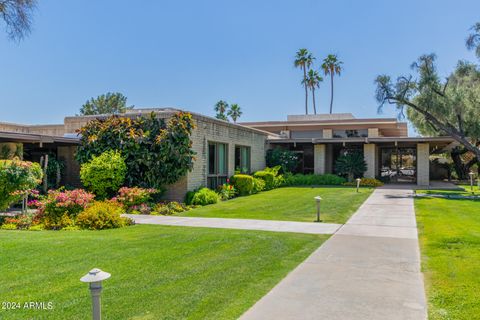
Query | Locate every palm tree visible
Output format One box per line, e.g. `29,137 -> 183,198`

228,104 -> 242,123
303,69 -> 323,114
466,22 -> 480,59
214,100 -> 229,121
321,54 -> 343,114
294,49 -> 315,114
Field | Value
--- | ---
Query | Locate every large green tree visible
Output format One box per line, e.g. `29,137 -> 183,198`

303,69 -> 323,114
0,0 -> 36,41
321,54 -> 343,114
375,55 -> 480,177
79,92 -> 134,115
294,49 -> 315,115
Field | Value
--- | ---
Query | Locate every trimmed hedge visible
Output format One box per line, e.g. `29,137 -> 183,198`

231,174 -> 254,195
191,188 -> 219,206
253,171 -> 275,190
283,173 -> 346,186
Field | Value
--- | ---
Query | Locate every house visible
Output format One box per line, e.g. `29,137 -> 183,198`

0,109 -> 269,200
241,113 -> 457,186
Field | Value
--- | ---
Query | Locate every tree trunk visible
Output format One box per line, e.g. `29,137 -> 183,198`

312,88 -> 317,114
303,66 -> 308,114
329,73 -> 334,114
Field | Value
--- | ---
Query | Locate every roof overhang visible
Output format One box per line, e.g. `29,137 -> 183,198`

268,136 -> 456,145
0,131 -> 79,145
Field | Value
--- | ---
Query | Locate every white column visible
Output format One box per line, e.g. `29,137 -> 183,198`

417,143 -> 430,186
363,144 -> 376,178
314,144 -> 326,175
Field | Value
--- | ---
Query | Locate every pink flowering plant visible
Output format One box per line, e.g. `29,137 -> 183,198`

37,189 -> 95,229
112,187 -> 157,213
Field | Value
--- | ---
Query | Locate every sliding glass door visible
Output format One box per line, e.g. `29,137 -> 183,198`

380,147 -> 417,183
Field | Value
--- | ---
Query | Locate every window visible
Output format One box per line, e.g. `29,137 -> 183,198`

207,142 -> 228,189
235,145 -> 251,173
332,129 -> 368,138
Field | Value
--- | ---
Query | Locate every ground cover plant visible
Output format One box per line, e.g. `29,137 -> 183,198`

0,225 -> 327,319
179,186 -> 372,223
415,195 -> 480,319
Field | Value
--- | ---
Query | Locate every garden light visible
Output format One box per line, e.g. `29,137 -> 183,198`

356,178 -> 361,193
314,196 -> 322,222
80,268 -> 111,320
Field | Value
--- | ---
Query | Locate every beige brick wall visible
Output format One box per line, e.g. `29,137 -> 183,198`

368,128 -> 379,138
314,144 -> 326,174
363,143 -> 376,178
323,129 -> 332,139
417,143 -> 430,186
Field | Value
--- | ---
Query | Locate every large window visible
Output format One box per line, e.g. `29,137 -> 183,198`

235,145 -> 251,174
208,142 -> 228,189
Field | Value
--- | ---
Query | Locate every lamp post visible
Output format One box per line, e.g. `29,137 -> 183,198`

356,178 -> 361,193
469,171 -> 475,194
314,196 -> 322,222
80,268 -> 111,320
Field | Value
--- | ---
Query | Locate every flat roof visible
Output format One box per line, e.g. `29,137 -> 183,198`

268,136 -> 456,144
0,131 -> 79,145
241,118 -> 403,127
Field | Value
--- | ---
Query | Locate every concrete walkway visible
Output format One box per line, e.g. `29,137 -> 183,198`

126,214 -> 341,235
241,187 -> 426,320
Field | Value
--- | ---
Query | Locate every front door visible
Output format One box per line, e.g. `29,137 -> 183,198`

380,147 -> 417,183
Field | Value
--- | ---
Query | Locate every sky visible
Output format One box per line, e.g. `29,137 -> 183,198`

0,0 -> 479,128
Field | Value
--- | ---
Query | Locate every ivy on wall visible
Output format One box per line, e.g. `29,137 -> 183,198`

76,112 -> 196,189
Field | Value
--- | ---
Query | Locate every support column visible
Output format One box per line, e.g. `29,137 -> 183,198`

314,144 -> 326,175
417,143 -> 430,186
363,144 -> 376,178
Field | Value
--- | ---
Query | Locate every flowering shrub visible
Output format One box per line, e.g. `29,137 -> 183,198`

152,201 -> 191,215
3,214 -> 33,230
112,187 -> 157,212
77,201 -> 132,230
37,189 -> 95,229
217,183 -> 236,200
0,159 -> 43,210
343,178 -> 383,187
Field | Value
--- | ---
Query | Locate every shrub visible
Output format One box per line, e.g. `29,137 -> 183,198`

217,183 -> 236,201
76,112 -> 196,189
252,178 -> 266,194
335,152 -> 367,182
191,188 -> 219,206
343,178 -> 384,187
266,148 -> 299,173
254,171 -> 275,190
283,173 -> 346,186
80,150 -> 127,199
113,187 -> 157,212
28,224 -> 44,231
0,159 -> 43,211
153,202 -> 190,215
4,214 -> 33,229
231,174 -> 254,195
76,201 -> 131,230
1,223 -> 17,230
38,189 -> 95,229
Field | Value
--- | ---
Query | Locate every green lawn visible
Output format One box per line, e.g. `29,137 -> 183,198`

417,184 -> 479,196
415,196 -> 480,319
0,225 -> 327,320
179,186 -> 373,223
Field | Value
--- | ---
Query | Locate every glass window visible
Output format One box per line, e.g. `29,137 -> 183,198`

332,129 -> 368,138
235,145 -> 251,174
207,142 -> 228,189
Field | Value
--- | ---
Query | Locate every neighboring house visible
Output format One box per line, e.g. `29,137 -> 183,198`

241,113 -> 457,186
0,109 -> 268,201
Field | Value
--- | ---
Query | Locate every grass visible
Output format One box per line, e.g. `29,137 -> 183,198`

417,184 -> 479,196
0,225 -> 327,320
180,186 -> 373,223
415,195 -> 480,319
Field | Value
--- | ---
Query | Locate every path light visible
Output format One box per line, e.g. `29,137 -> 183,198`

356,178 -> 361,193
80,268 -> 111,320
314,196 -> 322,222
469,171 -> 475,193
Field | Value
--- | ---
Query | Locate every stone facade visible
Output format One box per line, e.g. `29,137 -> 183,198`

313,144 -> 326,175
417,143 -> 430,186
363,144 -> 376,178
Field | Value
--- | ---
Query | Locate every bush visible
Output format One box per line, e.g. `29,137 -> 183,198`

0,159 -> 43,211
76,201 -> 131,230
1,223 -> 17,230
252,178 -> 266,194
231,174 -> 254,195
3,214 -> 33,229
217,183 -> 236,201
335,152 -> 367,182
266,148 -> 299,173
191,188 -> 219,206
343,178 -> 384,187
254,171 -> 275,190
113,187 -> 157,212
38,189 -> 95,229
80,150 -> 127,199
283,173 -> 346,186
153,202 -> 190,215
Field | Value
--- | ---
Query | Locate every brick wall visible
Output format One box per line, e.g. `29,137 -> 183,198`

314,144 -> 326,174
417,143 -> 430,186
363,144 -> 376,178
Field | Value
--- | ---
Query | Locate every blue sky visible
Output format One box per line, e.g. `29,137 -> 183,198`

0,0 -> 479,126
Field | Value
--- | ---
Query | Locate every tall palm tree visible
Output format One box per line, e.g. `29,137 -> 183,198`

214,100 -> 229,121
294,49 -> 315,114
228,104 -> 242,123
303,69 -> 323,114
321,54 -> 343,114
466,22 -> 480,59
